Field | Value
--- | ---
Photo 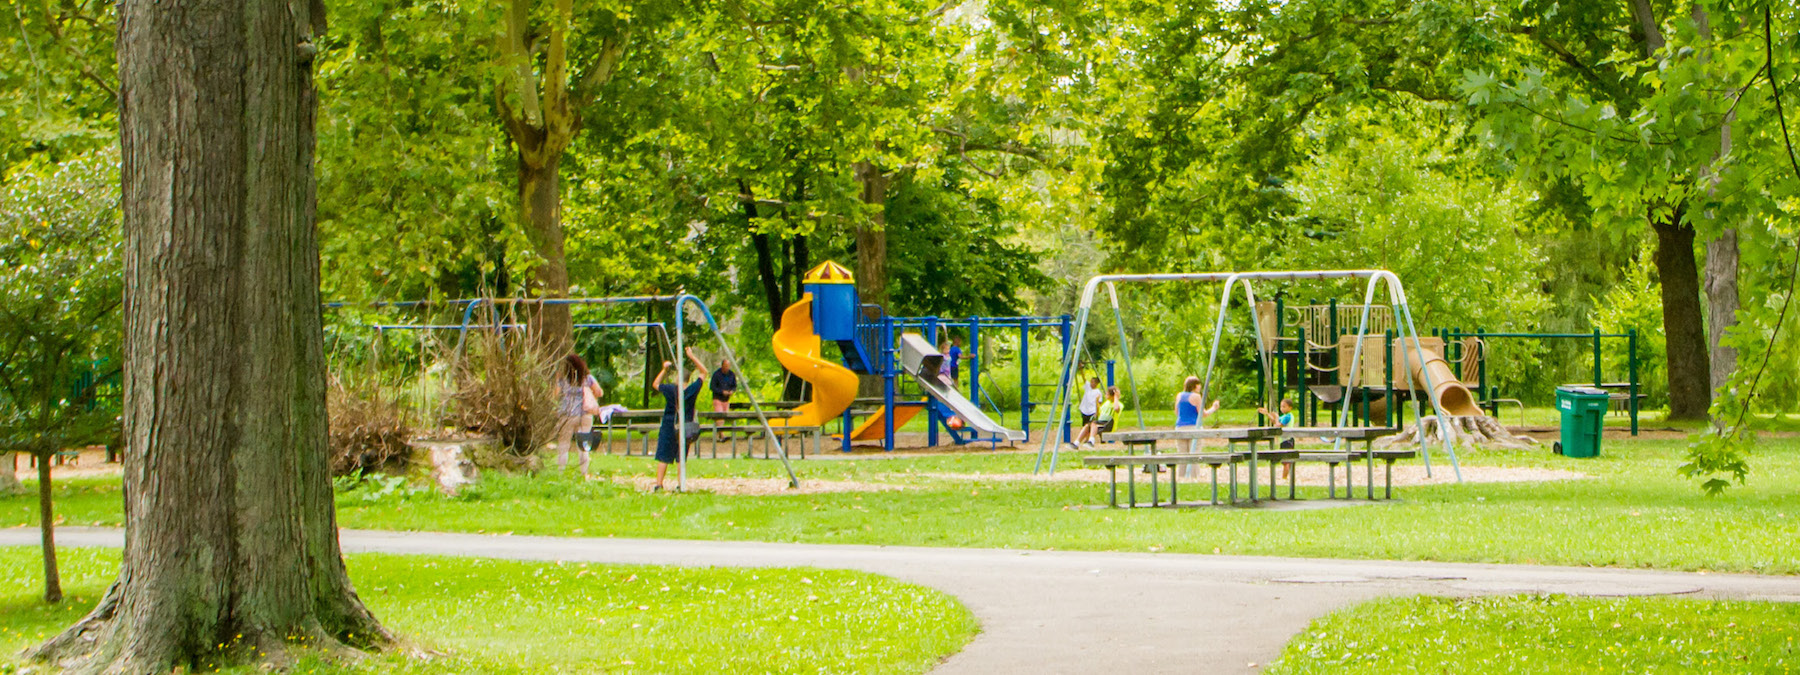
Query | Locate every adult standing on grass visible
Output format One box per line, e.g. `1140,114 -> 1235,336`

1174,376 -> 1220,453
552,354 -> 604,475
651,347 -> 707,492
1074,376 -> 1104,447
709,357 -> 737,442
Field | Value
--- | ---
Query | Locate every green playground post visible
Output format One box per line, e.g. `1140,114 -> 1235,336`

1476,327 -> 1489,414
1592,329 -> 1603,387
1297,324 -> 1308,425
1628,328 -> 1639,435
1274,294 -> 1285,412
1384,329 -> 1395,428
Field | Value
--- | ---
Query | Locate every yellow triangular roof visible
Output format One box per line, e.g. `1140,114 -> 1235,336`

803,261 -> 855,284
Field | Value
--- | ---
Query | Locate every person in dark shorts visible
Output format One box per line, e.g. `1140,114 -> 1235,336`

1074,376 -> 1103,447
709,358 -> 738,441
650,347 -> 707,492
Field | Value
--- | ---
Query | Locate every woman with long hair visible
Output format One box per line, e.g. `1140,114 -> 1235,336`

552,353 -> 604,475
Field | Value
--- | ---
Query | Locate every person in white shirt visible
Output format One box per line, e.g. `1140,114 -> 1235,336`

1073,376 -> 1104,447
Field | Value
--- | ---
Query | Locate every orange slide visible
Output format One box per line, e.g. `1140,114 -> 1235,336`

849,403 -> 925,440
768,295 -> 860,427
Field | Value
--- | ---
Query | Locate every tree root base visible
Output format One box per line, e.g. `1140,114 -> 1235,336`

1379,415 -> 1541,450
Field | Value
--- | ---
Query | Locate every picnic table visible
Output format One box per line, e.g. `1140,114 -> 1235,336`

698,410 -> 808,458
1279,426 -> 1402,500
1102,427 -> 1282,504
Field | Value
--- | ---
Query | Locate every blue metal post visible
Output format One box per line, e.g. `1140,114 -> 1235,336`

1020,322 -> 1032,435
883,315 -> 897,451
1106,360 -> 1116,388
926,317 -> 941,448
968,321 -> 987,441
1060,315 -> 1073,443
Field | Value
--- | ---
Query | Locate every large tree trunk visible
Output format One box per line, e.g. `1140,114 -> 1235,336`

36,450 -> 60,603
1652,214 -> 1713,420
1697,4 -> 1740,402
30,0 -> 391,668
853,161 -> 889,398
852,161 -> 890,310
0,452 -> 18,494
521,156 -> 574,357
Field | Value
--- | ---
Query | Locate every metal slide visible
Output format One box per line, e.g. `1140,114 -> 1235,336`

897,334 -> 1026,442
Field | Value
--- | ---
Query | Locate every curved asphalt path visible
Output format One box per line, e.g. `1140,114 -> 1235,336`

12,528 -> 1800,674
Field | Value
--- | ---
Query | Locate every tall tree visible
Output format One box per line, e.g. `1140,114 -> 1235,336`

494,0 -> 632,354
30,0 -> 391,667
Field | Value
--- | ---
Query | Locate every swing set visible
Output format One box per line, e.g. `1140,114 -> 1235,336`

325,294 -> 799,492
1036,269 -> 1465,482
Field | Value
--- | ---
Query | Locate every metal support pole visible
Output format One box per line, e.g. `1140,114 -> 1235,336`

969,317 -> 983,413
883,316 -> 897,451
1107,284 -> 1147,431
1628,328 -> 1640,436
1020,322 -> 1032,438
1051,316 -> 1065,444
1593,328 -> 1604,387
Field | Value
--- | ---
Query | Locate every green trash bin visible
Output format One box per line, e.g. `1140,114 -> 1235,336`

1555,386 -> 1609,458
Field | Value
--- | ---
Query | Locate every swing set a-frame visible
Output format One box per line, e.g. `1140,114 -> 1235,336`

1035,269 -> 1464,482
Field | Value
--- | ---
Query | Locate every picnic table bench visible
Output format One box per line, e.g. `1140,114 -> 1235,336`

1084,449 -> 1301,507
1279,427 -> 1404,500
1102,427 -> 1283,503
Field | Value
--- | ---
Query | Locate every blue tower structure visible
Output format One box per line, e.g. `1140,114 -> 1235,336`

802,261 -> 876,373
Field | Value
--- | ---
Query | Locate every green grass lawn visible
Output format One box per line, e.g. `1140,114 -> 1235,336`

0,546 -> 974,673
1268,594 -> 1800,674
12,433 -> 1799,575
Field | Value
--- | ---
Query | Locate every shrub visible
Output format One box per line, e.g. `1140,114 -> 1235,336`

326,373 -> 414,476
444,328 -> 559,458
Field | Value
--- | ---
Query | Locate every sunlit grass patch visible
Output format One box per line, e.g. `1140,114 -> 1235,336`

0,547 -> 975,674
1268,594 -> 1800,674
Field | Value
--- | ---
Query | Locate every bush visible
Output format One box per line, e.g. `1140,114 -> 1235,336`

444,329 -> 559,457
326,373 -> 414,476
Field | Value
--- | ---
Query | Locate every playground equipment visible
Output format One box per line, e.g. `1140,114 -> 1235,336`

1256,300 -> 1640,435
325,294 -> 798,492
773,261 -> 1066,452
1038,270 -> 1463,480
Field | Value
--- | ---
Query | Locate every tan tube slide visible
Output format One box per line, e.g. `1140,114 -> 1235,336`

1406,347 -> 1484,417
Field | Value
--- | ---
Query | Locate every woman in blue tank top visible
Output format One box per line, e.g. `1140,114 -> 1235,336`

1173,376 -> 1219,427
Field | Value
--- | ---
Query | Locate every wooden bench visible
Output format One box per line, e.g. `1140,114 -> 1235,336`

1344,448 -> 1418,500
1287,452 -> 1353,499
1104,427 -> 1284,502
1084,448 -> 1302,507
1084,454 -> 1239,507
1280,427 -> 1403,500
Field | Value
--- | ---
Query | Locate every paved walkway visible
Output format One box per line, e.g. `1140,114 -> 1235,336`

13,528 -> 1800,674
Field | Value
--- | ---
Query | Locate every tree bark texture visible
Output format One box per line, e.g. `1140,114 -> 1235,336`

520,156 -> 574,357
852,161 -> 890,310
1696,4 -> 1740,400
853,161 -> 889,398
31,0 -> 391,668
496,0 -> 628,356
1652,215 -> 1713,420
36,451 -> 61,603
1705,229 -> 1740,395
0,452 -> 18,494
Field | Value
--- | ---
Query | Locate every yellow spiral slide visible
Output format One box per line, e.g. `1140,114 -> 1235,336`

768,295 -> 860,427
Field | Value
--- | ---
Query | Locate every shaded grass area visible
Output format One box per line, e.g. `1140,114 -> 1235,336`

8,438 -> 1800,574
0,546 -> 974,673
1267,594 -> 1800,674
